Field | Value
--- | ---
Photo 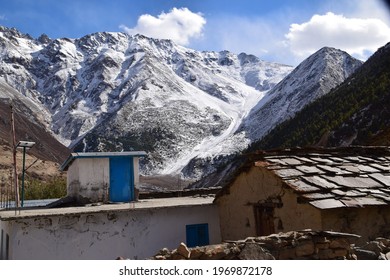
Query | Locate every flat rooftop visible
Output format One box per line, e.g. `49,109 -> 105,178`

0,196 -> 215,221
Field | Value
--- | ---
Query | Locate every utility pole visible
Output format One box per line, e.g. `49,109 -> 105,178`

10,105 -> 20,208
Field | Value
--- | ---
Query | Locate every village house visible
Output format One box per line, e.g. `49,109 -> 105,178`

60,151 -> 147,203
215,147 -> 390,245
0,196 -> 220,260
2,147 -> 390,259
0,151 -> 221,260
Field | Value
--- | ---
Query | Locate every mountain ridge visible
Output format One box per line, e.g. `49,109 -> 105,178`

0,26 -> 363,181
249,42 -> 390,151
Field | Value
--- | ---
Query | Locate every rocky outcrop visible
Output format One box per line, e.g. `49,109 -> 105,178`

151,230 -> 390,260
153,242 -> 274,260
354,237 -> 390,260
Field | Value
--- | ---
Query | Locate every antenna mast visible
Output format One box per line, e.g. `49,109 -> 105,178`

10,104 -> 20,208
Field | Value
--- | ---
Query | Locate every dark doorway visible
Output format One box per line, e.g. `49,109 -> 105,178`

254,205 -> 275,236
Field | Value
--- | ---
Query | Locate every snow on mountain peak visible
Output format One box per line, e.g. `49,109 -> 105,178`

0,27 -> 362,180
237,46 -> 363,142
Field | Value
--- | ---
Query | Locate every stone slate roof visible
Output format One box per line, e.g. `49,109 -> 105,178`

256,147 -> 390,209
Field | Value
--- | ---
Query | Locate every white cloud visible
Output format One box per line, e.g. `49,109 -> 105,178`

120,7 -> 206,46
190,14 -> 293,64
285,12 -> 390,60
324,0 -> 390,25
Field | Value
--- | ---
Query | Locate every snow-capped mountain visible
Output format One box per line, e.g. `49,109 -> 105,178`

180,47 -> 363,178
0,26 -> 362,179
238,47 -> 363,141
0,26 -> 292,175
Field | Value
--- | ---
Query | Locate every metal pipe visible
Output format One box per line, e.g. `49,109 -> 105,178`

10,105 -> 20,209
21,146 -> 26,207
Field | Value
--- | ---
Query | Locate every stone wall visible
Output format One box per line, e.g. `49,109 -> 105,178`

151,230 -> 390,260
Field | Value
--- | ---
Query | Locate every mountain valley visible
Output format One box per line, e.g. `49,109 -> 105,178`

0,26 -> 374,187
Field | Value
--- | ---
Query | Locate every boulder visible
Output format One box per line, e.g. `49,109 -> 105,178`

238,243 -> 275,260
177,243 -> 191,259
354,249 -> 378,260
296,240 -> 315,257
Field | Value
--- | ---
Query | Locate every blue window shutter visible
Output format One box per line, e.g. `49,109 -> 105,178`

109,157 -> 134,202
186,223 -> 209,247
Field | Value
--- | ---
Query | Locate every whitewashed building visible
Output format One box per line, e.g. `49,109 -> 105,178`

0,196 -> 220,259
60,152 -> 146,203
0,151 -> 221,260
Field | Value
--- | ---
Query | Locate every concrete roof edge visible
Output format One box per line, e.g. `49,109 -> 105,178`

59,151 -> 147,171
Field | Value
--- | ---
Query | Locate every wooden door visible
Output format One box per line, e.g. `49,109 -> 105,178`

254,205 -> 275,236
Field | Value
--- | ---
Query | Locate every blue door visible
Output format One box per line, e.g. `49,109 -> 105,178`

109,157 -> 134,202
186,223 -> 210,247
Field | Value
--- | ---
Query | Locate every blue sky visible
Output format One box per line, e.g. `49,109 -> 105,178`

1,0 -> 390,65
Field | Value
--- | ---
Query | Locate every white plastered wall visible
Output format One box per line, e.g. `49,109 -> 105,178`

67,157 -> 110,202
6,204 -> 220,260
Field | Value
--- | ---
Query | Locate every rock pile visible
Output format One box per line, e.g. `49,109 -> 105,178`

152,230 -> 362,260
354,237 -> 390,260
153,242 -> 275,260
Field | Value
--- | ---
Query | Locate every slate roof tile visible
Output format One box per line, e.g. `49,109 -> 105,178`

258,147 -> 390,209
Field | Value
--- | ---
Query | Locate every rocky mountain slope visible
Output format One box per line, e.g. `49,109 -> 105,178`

183,47 -> 362,178
238,47 -> 362,141
250,42 -> 390,150
0,26 -> 363,180
0,85 -> 69,164
0,26 -> 291,175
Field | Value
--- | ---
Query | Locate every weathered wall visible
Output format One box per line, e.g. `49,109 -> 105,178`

216,166 -> 282,241
67,157 -> 141,203
321,206 -> 390,245
67,158 -> 109,203
0,220 -> 10,259
6,204 -> 220,260
133,157 -> 140,186
274,186 -> 322,232
216,165 -> 322,241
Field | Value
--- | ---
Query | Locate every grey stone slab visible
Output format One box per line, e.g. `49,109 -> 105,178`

369,173 -> 390,187
302,176 -> 341,190
296,165 -> 325,175
331,189 -> 347,196
340,198 -> 361,207
366,189 -> 387,195
338,165 -> 360,173
370,193 -> 390,203
344,156 -> 365,163
321,231 -> 361,239
309,198 -> 345,209
274,168 -> 304,178
280,157 -> 303,165
353,197 -> 387,206
322,175 -> 380,189
381,188 -> 390,194
356,164 -> 381,173
330,189 -> 365,198
293,156 -> 316,163
369,163 -> 390,172
309,157 -> 335,164
266,158 -> 288,166
357,156 -> 379,162
301,193 -> 334,200
285,179 -> 320,193
328,157 -> 349,163
317,165 -> 351,175
344,190 -> 367,197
